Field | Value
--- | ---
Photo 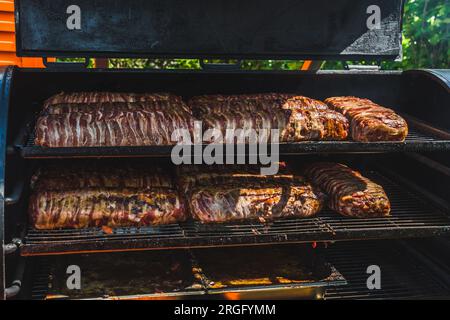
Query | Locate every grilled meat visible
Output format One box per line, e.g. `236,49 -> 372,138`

180,165 -> 325,223
35,92 -> 193,147
32,165 -> 174,191
30,188 -> 185,229
29,165 -> 186,229
304,162 -> 390,218
189,94 -> 349,141
43,92 -> 184,109
325,96 -> 408,142
178,163 -> 293,193
189,185 -> 324,223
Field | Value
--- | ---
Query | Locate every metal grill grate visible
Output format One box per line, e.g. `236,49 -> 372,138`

30,259 -> 53,300
19,117 -> 450,158
28,240 -> 450,300
21,171 -> 450,256
406,130 -> 439,141
323,241 -> 450,299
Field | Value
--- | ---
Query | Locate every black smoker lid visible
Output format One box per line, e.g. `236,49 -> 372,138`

15,0 -> 404,61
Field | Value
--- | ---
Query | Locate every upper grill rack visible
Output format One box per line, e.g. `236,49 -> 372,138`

21,171 -> 450,256
17,116 -> 450,159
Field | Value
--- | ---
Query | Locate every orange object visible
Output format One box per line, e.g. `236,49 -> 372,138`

301,60 -> 314,70
0,0 -> 53,67
223,292 -> 241,300
301,60 -> 323,71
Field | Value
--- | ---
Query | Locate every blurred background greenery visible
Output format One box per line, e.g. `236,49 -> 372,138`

69,0 -> 449,70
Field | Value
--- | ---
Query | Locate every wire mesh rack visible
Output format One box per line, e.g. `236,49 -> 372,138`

21,171 -> 450,256
323,241 -> 450,299
18,117 -> 450,158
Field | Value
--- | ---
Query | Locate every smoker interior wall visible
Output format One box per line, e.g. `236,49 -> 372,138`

374,153 -> 450,207
402,70 -> 450,132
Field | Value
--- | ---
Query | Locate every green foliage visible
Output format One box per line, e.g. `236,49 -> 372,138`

62,0 -> 449,70
108,59 -> 201,69
386,0 -> 449,69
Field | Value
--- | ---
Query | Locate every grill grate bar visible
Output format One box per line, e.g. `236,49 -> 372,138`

323,241 -> 449,300
27,240 -> 450,300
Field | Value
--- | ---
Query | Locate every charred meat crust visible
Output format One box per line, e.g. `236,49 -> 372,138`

189,94 -> 349,141
30,188 -> 185,229
31,165 -> 174,191
36,93 -> 407,147
325,96 -> 408,142
35,92 -> 193,147
179,164 -> 325,223
43,92 -> 185,108
29,166 -> 186,229
304,162 -> 391,218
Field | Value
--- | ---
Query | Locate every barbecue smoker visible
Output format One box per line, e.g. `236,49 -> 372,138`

1,0 -> 450,300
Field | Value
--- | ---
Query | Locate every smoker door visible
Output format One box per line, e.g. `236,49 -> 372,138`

15,0 -> 404,61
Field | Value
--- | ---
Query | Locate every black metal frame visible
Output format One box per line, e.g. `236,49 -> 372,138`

1,67 -> 449,299
0,66 -> 14,300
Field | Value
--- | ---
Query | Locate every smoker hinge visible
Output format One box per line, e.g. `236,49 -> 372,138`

5,258 -> 25,299
3,238 -> 22,255
43,57 -> 90,70
5,280 -> 21,299
344,63 -> 381,71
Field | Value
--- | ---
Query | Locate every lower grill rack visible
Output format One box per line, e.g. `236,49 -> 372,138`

323,240 -> 450,299
27,240 -> 450,300
21,171 -> 450,256
27,245 -> 346,300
